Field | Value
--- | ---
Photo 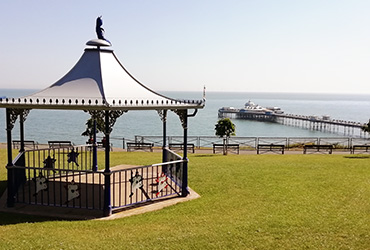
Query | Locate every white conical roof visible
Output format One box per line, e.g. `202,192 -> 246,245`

0,40 -> 205,111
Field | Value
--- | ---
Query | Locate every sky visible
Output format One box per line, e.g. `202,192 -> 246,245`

1,0 -> 370,94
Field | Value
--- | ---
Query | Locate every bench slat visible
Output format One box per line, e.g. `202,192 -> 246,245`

213,143 -> 239,154
48,141 -> 74,149
12,140 -> 38,150
351,145 -> 370,154
127,142 -> 154,152
303,144 -> 333,154
257,144 -> 285,154
169,143 -> 195,153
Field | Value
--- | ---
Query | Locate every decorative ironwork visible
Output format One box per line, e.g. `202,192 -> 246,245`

129,170 -> 150,199
7,109 -> 30,130
43,155 -> 56,173
19,109 -> 30,122
129,170 -> 143,197
172,109 -> 187,129
32,172 -> 48,195
66,180 -> 80,202
156,109 -> 167,122
67,148 -> 80,166
156,173 -> 169,197
85,110 -> 126,134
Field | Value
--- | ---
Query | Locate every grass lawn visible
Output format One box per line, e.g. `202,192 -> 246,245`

0,149 -> 369,249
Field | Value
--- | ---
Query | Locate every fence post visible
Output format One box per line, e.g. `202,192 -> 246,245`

162,110 -> 168,163
285,137 -> 288,150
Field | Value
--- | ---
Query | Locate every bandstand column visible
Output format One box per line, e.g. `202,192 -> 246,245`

182,111 -> 189,197
6,109 -> 13,167
159,110 -> 168,163
16,110 -> 28,190
103,110 -> 112,216
92,118 -> 98,171
173,108 -> 198,197
19,112 -> 25,152
85,110 -> 103,172
6,108 -> 14,207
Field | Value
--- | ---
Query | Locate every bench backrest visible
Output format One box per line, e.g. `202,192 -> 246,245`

48,141 -> 73,148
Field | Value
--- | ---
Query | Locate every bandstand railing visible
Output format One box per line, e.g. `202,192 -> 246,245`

11,145 -> 104,210
111,149 -> 185,210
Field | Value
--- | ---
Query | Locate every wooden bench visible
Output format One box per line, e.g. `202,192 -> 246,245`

257,144 -> 285,154
12,140 -> 39,150
303,144 -> 333,154
351,145 -> 370,154
127,142 -> 154,152
213,143 -> 240,154
169,143 -> 195,153
48,141 -> 74,149
86,141 -> 113,151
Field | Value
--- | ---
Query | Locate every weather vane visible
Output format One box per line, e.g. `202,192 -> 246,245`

96,16 -> 111,44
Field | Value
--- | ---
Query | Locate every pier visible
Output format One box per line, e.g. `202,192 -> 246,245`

218,109 -> 367,137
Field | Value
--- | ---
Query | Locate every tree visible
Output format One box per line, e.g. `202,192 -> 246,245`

81,117 -> 105,143
215,118 -> 236,155
362,119 -> 370,133
82,110 -> 125,144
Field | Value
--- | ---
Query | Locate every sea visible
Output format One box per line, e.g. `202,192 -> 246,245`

1,89 -> 370,146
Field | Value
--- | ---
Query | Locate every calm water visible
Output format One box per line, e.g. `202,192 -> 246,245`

1,89 -> 370,146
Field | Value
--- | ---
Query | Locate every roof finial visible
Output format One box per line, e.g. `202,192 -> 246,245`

96,16 -> 111,45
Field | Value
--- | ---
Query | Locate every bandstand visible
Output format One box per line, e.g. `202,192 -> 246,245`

0,20 -> 205,217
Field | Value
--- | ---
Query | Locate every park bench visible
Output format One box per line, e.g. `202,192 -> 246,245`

303,144 -> 333,154
257,144 -> 285,154
86,141 -> 113,151
86,136 -> 114,151
12,140 -> 39,150
169,143 -> 195,153
48,141 -> 74,149
213,143 -> 240,154
350,145 -> 370,154
127,142 -> 154,152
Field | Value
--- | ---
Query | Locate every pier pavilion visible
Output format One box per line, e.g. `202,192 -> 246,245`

0,31 -> 204,217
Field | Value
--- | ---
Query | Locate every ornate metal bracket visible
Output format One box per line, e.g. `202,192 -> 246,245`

7,109 -> 30,130
84,109 -> 127,134
172,109 -> 187,129
156,110 -> 167,123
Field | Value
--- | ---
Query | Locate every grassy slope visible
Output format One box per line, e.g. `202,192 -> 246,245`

0,150 -> 369,249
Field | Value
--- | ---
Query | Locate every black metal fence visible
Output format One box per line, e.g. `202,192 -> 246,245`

10,145 -> 186,212
129,135 -> 370,151
12,146 -> 104,210
110,149 -> 184,210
